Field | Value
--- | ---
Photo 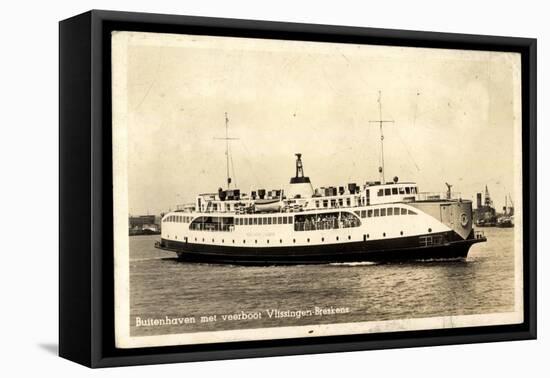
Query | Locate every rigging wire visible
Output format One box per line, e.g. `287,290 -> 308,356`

229,142 -> 237,188
238,139 -> 262,187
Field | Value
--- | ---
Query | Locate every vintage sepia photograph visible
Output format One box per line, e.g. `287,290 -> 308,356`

111,30 -> 524,349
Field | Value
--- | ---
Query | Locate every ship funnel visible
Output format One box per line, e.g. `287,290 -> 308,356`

288,153 -> 313,198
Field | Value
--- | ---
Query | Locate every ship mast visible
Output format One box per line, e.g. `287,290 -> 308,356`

369,91 -> 394,183
214,112 -> 239,189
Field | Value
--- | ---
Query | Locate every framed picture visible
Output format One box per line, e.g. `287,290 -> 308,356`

59,10 -> 536,368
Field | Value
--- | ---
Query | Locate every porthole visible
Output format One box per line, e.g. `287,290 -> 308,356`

348,235 -> 351,240
383,232 -> 386,237
293,239 -> 296,243
428,228 -> 432,233
321,237 -> 324,242
280,239 -> 283,243
175,236 -> 177,239
243,240 -> 246,244
232,240 -> 235,243
400,231 -> 403,236
367,234 -> 370,238
336,236 -> 339,241
195,237 -> 197,241
255,240 -> 258,244
307,238 -> 310,242
202,238 -> 204,242
222,239 -> 224,243
267,240 -> 270,244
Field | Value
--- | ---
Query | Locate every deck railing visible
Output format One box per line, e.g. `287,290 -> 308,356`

416,192 -> 462,201
294,218 -> 360,231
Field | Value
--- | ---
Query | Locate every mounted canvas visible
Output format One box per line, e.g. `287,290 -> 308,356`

59,10 -> 537,367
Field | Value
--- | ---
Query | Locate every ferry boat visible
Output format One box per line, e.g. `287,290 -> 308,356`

156,108 -> 486,264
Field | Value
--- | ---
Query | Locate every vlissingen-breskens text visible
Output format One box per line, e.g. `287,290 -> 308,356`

266,306 -> 350,320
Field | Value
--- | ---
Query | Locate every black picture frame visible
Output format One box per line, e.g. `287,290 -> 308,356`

59,9 -> 537,368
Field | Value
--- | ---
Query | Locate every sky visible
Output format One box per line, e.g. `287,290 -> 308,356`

113,32 -> 522,216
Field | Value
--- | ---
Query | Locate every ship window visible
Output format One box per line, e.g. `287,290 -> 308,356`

253,218 -> 258,225
401,208 -> 407,215
413,187 -> 417,194
381,208 -> 386,216
330,199 -> 336,207
268,218 -> 272,225
338,198 -> 343,206
354,210 -> 360,217
394,207 -> 400,215
367,210 -> 373,217
388,208 -> 393,216
405,187 -> 411,194
243,218 -> 248,225
392,188 -> 398,195
385,188 -> 391,196
374,209 -> 379,217
378,189 -> 383,196
278,217 -> 282,224
288,217 -> 293,224
399,187 -> 405,194
346,198 -> 351,206
323,200 -> 328,208
361,210 -> 367,218
283,217 -> 288,224
408,210 -> 417,215
315,200 -> 320,208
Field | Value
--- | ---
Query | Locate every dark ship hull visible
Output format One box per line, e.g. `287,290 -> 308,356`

156,231 -> 485,265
